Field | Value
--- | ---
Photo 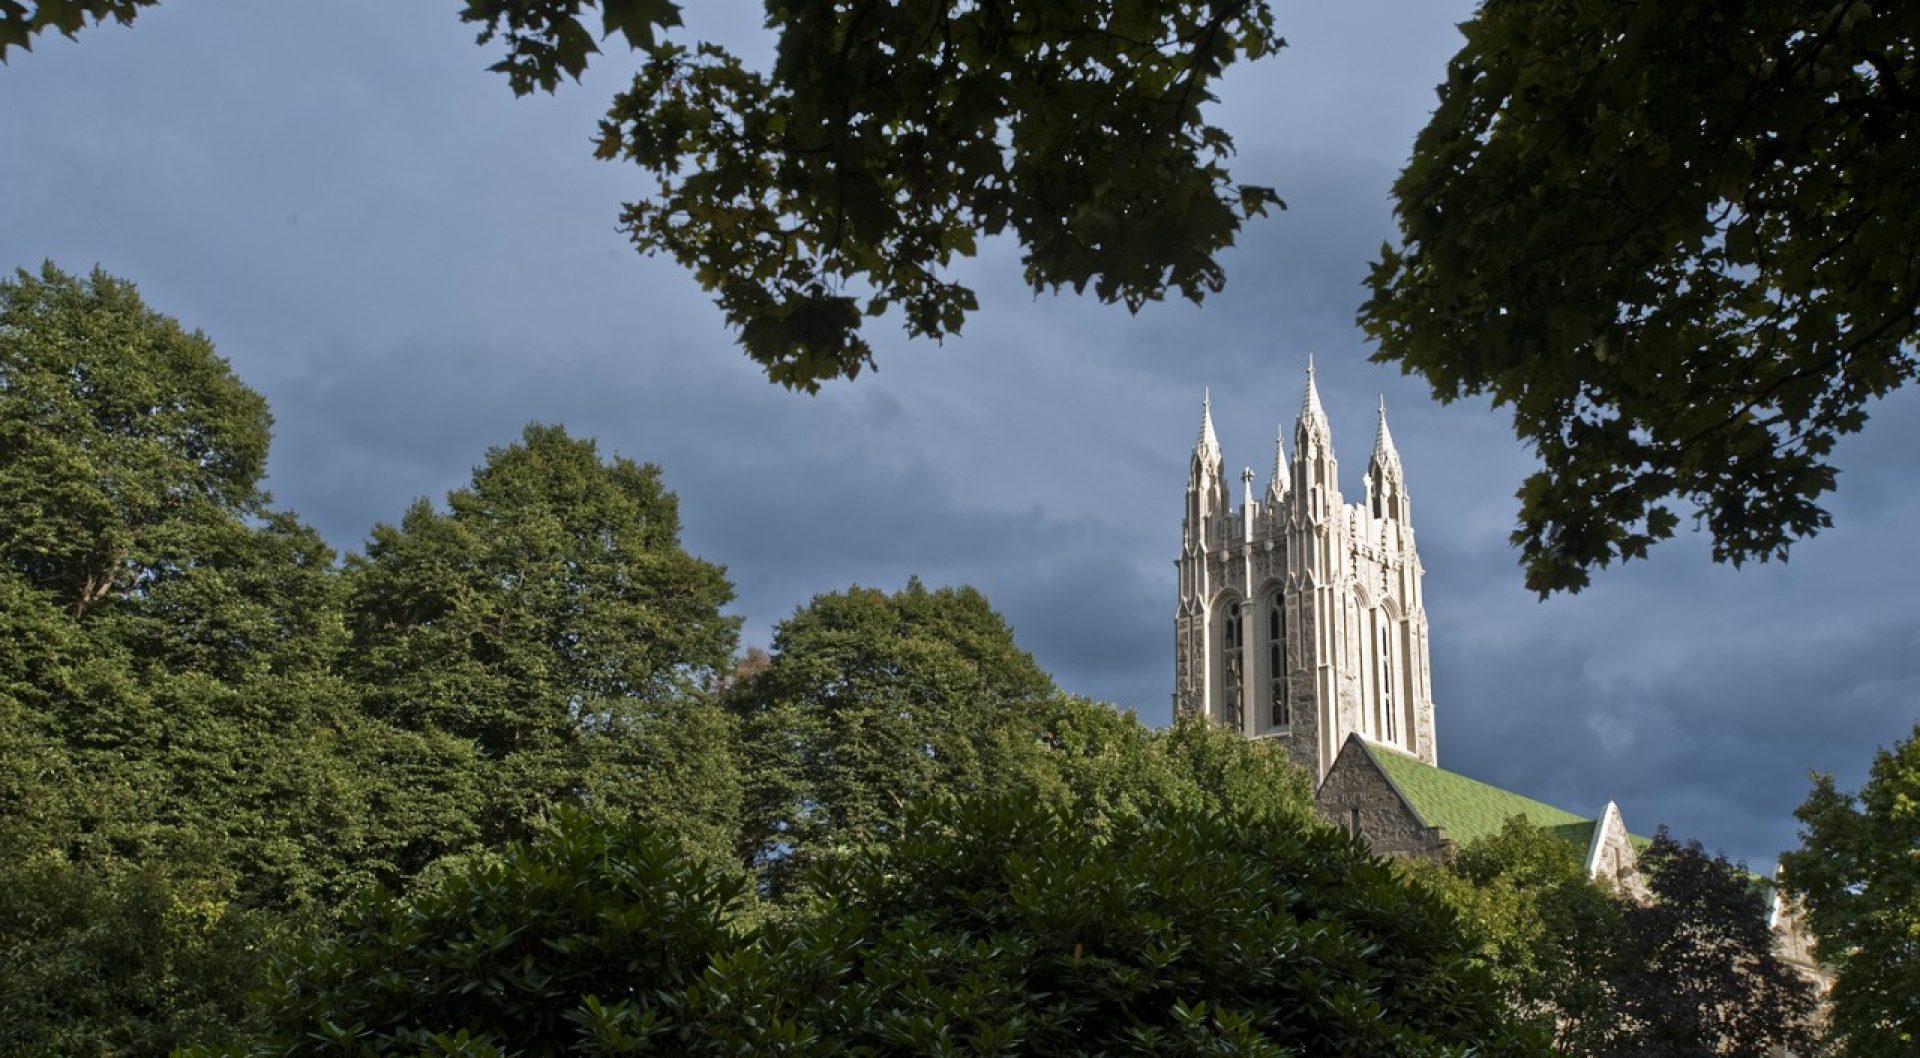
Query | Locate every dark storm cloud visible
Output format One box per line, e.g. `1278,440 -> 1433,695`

3,0 -> 1913,875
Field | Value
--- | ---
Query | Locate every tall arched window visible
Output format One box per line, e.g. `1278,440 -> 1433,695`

1222,602 -> 1244,728
1268,599 -> 1289,727
1378,622 -> 1397,742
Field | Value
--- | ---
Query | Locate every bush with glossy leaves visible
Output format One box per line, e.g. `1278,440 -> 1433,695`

202,798 -> 1547,1057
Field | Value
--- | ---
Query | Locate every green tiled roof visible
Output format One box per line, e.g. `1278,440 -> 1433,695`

1362,741 -> 1594,849
1545,820 -> 1598,850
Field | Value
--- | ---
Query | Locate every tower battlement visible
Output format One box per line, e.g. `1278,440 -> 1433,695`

1174,367 -> 1437,780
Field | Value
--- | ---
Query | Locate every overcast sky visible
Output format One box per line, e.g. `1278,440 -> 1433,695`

5,1 -> 1915,872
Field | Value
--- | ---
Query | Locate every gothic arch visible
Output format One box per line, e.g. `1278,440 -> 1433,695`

1209,591 -> 1247,732
1254,580 -> 1290,733
1205,586 -> 1243,614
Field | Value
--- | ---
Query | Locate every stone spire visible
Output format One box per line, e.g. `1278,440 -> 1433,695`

1186,388 -> 1229,538
1367,395 -> 1409,523
1194,386 -> 1222,467
1265,425 -> 1289,503
1370,395 -> 1402,475
1296,356 -> 1331,447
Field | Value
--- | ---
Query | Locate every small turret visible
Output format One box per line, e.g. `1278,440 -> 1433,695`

1366,396 -> 1410,523
1296,357 -> 1332,449
1264,426 -> 1288,505
1291,359 -> 1337,517
1195,387 -> 1222,469
1185,389 -> 1229,543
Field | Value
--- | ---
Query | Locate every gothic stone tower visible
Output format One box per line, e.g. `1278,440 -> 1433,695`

1173,366 -> 1437,781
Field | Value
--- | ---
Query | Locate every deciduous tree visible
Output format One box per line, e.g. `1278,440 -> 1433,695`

728,578 -> 1057,895
4,3 -> 1283,391
1414,818 -> 1622,1055
0,843 -> 280,1058
1784,722 -> 1920,1058
343,423 -> 743,871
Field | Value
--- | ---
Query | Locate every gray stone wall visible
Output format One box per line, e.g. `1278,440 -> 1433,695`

1313,740 -> 1447,860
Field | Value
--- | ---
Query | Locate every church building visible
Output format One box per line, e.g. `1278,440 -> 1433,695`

1174,363 -> 1434,781
1174,368 -> 1692,895
1173,366 -> 1826,1001
1175,370 -> 1820,983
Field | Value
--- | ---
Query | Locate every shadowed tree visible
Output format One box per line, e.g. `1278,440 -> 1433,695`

198,798 -> 1551,1058
1604,830 -> 1818,1058
1365,0 -> 1920,595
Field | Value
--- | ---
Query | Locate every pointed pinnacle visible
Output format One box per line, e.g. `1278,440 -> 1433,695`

1266,425 -> 1289,500
1372,395 -> 1401,470
1195,387 -> 1221,461
1299,358 -> 1328,430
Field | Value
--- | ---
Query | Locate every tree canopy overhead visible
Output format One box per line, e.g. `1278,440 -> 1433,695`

1364,0 -> 1920,595
5,0 -> 1282,393
469,0 -> 1284,390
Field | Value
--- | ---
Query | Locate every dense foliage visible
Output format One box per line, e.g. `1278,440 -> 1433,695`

1785,723 -> 1920,1058
729,584 -> 1318,902
1364,0 -> 1920,595
0,847 -> 278,1057
0,264 -> 367,1054
203,798 -> 1547,1058
0,262 -> 1852,1057
0,262 -> 1342,1054
0,265 -> 746,1054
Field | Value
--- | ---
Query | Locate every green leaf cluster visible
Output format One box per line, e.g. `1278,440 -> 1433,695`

0,844 -> 284,1058
728,582 -> 1318,904
0,0 -> 152,59
728,579 -> 1058,894
13,3 -> 1284,389
1784,722 -> 1920,1058
1408,820 -> 1621,1055
1364,0 -> 1920,595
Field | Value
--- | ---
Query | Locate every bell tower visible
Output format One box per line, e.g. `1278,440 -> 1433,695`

1174,366 -> 1437,780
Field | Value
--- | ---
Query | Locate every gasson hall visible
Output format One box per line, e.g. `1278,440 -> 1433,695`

1172,366 -> 1820,981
